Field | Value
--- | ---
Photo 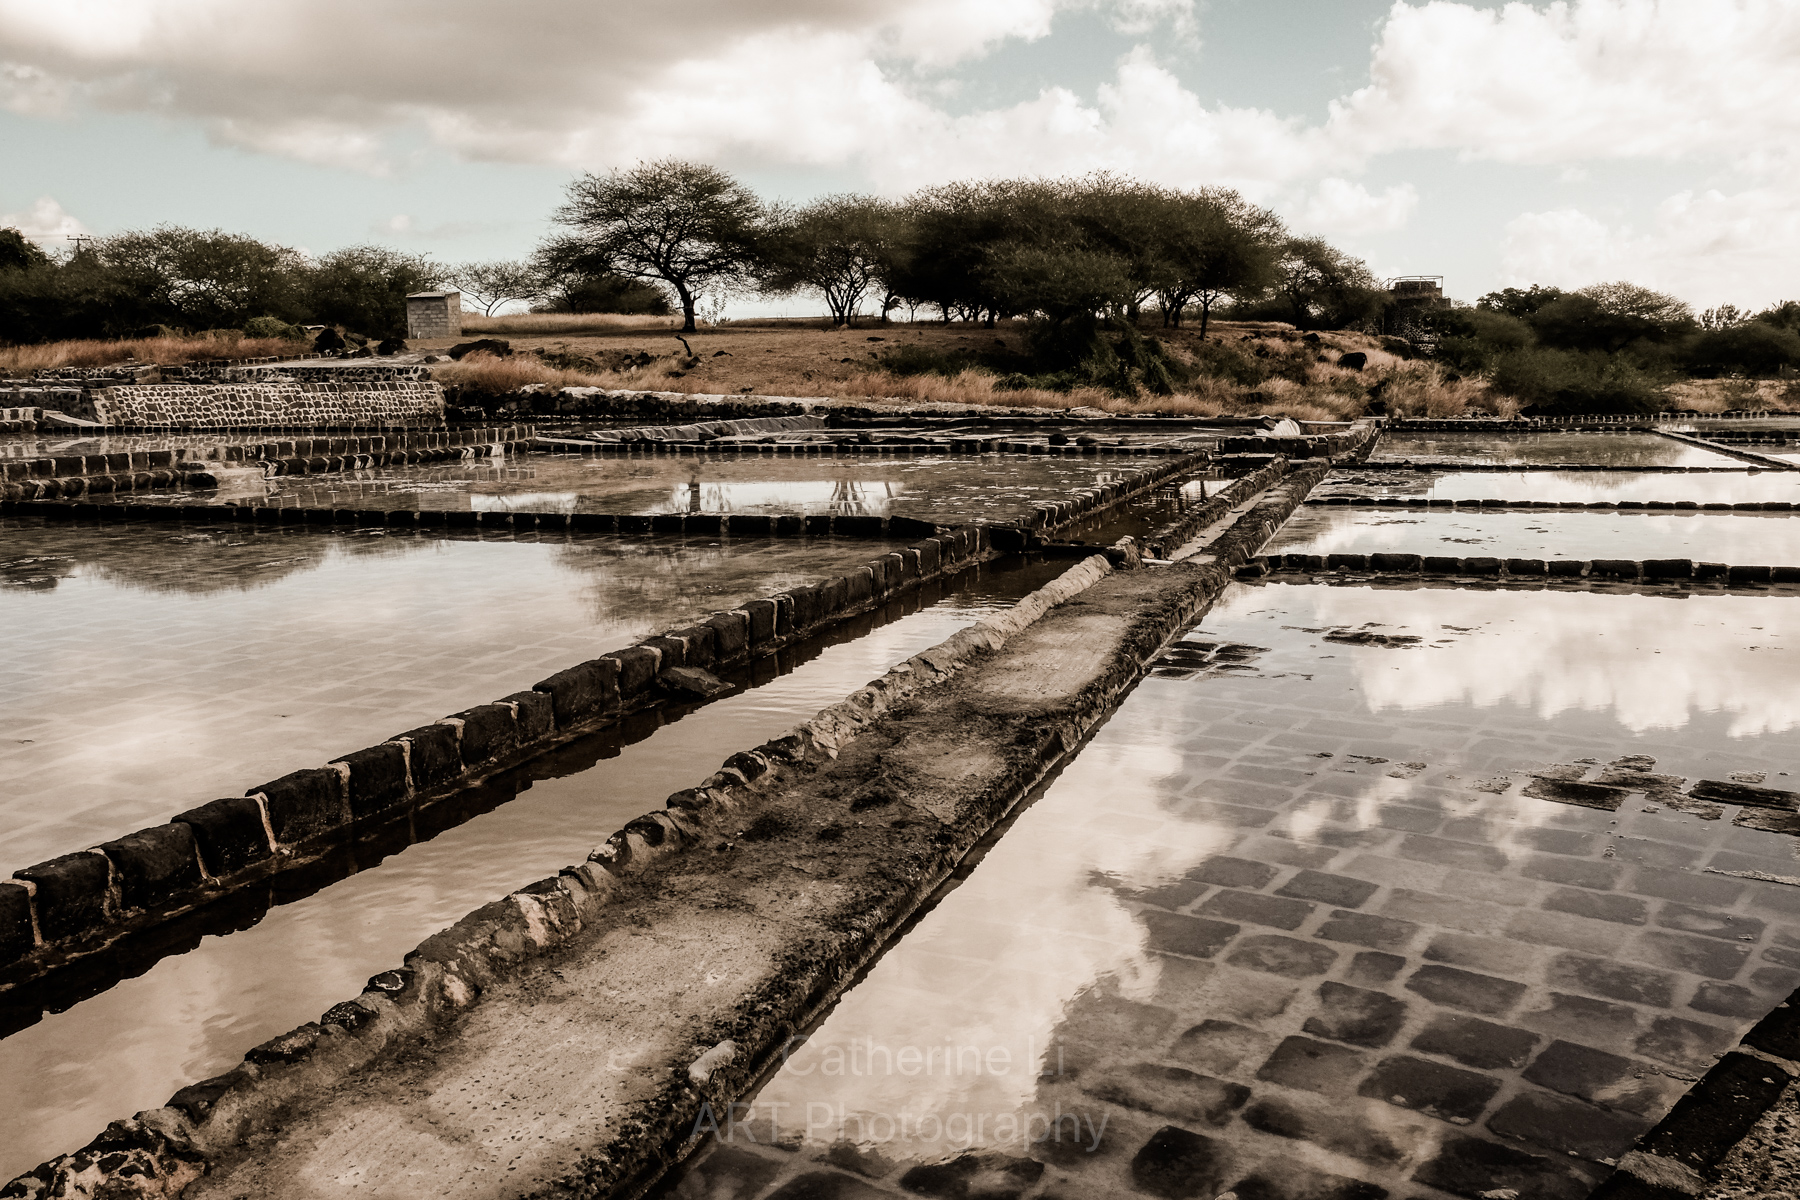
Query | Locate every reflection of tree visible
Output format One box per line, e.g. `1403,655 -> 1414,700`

2,523 -> 427,597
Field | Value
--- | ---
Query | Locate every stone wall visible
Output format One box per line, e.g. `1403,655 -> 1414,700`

76,381 -> 445,429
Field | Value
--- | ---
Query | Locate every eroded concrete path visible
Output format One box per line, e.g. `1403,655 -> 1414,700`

177,555 -> 1242,1200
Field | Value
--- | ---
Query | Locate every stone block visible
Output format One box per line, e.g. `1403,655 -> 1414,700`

1142,911 -> 1239,959
1303,982 -> 1408,1048
1240,1095 -> 1410,1166
1521,854 -> 1621,890
1404,965 -> 1527,1015
1326,553 -> 1368,571
533,658 -> 621,725
1081,1062 -> 1250,1127
99,824 -> 203,911
1628,930 -> 1752,980
1397,834 -> 1508,873
684,513 -> 723,537
1360,1055 -> 1501,1123
1276,870 -> 1378,908
1486,1090 -> 1651,1162
1227,1164 -> 1387,1200
1367,552 -> 1422,573
1506,558 -> 1547,575
502,691 -> 554,742
742,600 -> 777,649
1635,1015 -> 1734,1074
1656,903 -> 1764,943
1590,559 -> 1640,579
1168,1019 -> 1274,1076
1519,992 -> 1643,1045
1462,556 -> 1502,575
1627,868 -> 1742,909
1256,1035 -> 1368,1093
1347,951 -> 1407,985
1130,1125 -> 1230,1200
393,723 -> 461,791
173,796 -> 274,876
706,611 -> 749,662
250,767 -> 348,845
1228,934 -> 1338,978
897,1153 -> 1042,1198
1190,856 -> 1279,889
1411,1135 -> 1592,1200
611,645 -> 662,699
1637,1052 -> 1791,1171
13,852 -> 113,943
1643,558 -> 1693,579
1197,889 -> 1314,930
640,635 -> 687,671
1546,952 -> 1675,1008
0,882 -> 33,966
1525,1040 -> 1683,1117
1411,1014 -> 1539,1070
331,743 -> 410,820
1544,888 -> 1649,926
1316,911 -> 1419,952
452,703 -> 519,765
1421,555 -> 1462,573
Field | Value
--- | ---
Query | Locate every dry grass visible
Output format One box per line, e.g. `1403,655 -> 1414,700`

0,335 -> 303,373
417,320 -> 1514,420
460,313 -> 680,336
1666,378 -> 1800,413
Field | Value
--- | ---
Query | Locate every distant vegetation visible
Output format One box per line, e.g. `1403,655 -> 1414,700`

3,161 -> 1797,415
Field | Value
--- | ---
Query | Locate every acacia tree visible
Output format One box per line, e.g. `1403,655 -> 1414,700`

100,226 -> 308,329
544,160 -> 763,332
444,260 -> 543,317
1274,236 -> 1385,330
759,195 -> 898,327
1154,189 -> 1284,338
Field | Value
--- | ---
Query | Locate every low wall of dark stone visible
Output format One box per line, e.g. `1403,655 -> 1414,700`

1356,461 -> 1763,473
1308,496 -> 1797,511
1247,551 -> 1800,586
85,381 -> 445,429
0,426 -> 532,502
0,526 -> 997,987
539,435 -> 1198,457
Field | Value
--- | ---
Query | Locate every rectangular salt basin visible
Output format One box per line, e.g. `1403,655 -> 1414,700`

98,453 -> 1142,526
0,517 -> 897,876
1317,468 -> 1800,506
1371,431 -> 1744,468
1267,506 -> 1800,562
0,431 -> 296,460
668,582 -> 1800,1200
0,558 -> 1068,1182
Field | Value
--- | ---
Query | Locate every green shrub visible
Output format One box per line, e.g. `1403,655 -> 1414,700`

243,315 -> 307,341
1491,348 -> 1668,415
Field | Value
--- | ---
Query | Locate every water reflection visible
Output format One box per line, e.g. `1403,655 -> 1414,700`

1268,507 -> 1800,562
675,582 -> 1800,1199
1320,469 -> 1800,506
0,521 -> 891,876
1372,432 -> 1740,468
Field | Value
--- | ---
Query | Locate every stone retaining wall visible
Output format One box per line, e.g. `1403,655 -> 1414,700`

1248,551 -> 1800,585
1308,496 -> 1798,511
0,426 -> 531,502
84,381 -> 444,429
0,526 -> 997,988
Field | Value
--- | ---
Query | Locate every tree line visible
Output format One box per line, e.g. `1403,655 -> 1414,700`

0,161 -> 1385,345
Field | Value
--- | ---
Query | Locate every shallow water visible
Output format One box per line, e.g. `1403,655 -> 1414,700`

664,582 -> 1800,1199
0,431 -> 290,460
0,557 -> 1069,1181
0,519 -> 898,876
91,453 -> 1144,526
1319,469 -> 1800,506
1371,432 -> 1743,468
1267,506 -> 1800,563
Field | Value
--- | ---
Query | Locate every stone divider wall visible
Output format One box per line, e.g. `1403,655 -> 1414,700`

1653,428 -> 1799,469
0,425 -> 531,502
1356,461 -> 1763,473
0,448 -> 1197,986
1309,496 -> 1798,511
84,381 -> 445,429
1384,414 -> 1786,431
540,435 -> 1199,458
1248,551 -> 1800,585
0,525 -> 997,987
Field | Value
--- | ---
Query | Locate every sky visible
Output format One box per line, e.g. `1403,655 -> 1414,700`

1,0 -> 1796,313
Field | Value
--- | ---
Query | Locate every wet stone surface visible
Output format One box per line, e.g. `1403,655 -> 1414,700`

660,581 -> 1800,1200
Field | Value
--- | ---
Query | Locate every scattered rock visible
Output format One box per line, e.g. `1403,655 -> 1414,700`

1339,351 -> 1368,370
447,338 -> 513,360
660,666 -> 732,699
375,336 -> 408,356
310,327 -> 346,354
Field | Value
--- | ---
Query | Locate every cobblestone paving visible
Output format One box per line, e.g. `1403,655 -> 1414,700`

1267,507 -> 1800,563
664,582 -> 1800,1200
0,518 -> 892,875
1369,433 -> 1743,468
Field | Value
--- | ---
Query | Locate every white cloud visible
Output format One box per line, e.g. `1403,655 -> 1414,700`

1328,0 -> 1800,171
1501,181 -> 1800,307
1290,177 -> 1419,235
0,195 -> 88,244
